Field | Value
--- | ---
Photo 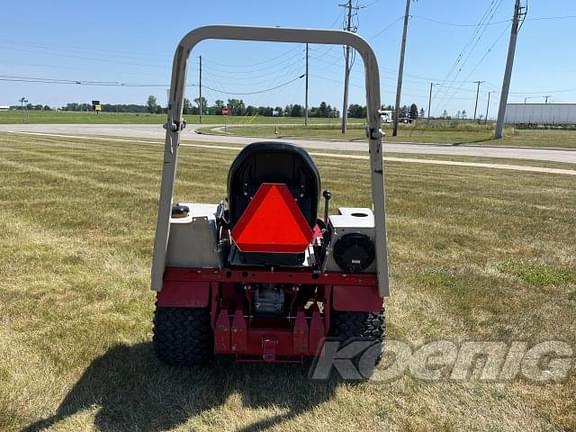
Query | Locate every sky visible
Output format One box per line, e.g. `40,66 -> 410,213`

1,0 -> 575,118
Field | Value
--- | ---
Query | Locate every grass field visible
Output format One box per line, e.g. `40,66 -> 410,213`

0,133 -> 575,431
0,111 -> 363,126
200,123 -> 576,148
3,111 -> 575,148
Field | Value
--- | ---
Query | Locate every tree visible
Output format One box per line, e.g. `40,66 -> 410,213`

400,105 -> 409,118
290,104 -> 303,117
183,98 -> 193,115
256,106 -> 273,116
227,98 -> 246,116
209,99 -> 224,115
309,102 -> 337,118
461,109 -> 467,119
319,101 -> 329,117
419,108 -> 425,118
146,96 -> 158,113
410,103 -> 418,120
194,97 -> 208,114
348,104 -> 366,118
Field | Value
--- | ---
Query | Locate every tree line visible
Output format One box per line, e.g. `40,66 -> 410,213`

179,97 -> 341,118
147,97 -> 424,119
10,96 -> 424,120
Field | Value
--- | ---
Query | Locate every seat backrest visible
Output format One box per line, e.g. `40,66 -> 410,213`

227,142 -> 320,227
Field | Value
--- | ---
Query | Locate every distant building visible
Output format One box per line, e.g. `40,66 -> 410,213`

0,106 -> 10,112
505,103 -> 576,125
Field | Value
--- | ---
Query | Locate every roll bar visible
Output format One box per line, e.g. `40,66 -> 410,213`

151,25 -> 390,296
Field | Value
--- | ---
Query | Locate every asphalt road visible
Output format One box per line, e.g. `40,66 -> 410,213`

1,123 -> 575,164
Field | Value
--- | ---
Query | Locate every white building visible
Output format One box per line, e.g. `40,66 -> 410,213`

505,103 -> 576,125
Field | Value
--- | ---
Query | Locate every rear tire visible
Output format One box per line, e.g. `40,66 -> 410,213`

330,309 -> 386,375
153,306 -> 213,366
331,309 -> 386,341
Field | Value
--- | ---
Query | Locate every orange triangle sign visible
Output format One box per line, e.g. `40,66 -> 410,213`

231,183 -> 313,253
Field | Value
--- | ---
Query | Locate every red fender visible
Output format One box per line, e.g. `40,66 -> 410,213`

156,280 -> 210,308
332,284 -> 383,312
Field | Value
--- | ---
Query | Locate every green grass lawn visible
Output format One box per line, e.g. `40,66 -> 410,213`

0,133 -> 574,431
3,111 -> 575,148
200,123 -> 576,148
0,110 -> 364,126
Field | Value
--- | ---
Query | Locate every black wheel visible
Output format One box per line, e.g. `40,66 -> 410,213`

153,306 -> 213,366
330,309 -> 386,375
331,309 -> 385,341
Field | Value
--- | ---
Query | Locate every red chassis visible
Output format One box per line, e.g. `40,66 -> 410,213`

157,267 -> 383,362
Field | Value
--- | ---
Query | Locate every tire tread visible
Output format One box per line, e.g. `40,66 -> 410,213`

153,306 -> 213,366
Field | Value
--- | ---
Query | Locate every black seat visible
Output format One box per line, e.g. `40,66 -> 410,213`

227,142 -> 320,227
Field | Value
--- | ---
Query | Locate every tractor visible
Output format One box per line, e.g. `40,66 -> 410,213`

150,25 -> 390,365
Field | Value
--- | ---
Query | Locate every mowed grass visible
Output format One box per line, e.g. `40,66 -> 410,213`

0,133 -> 575,431
0,110 -> 364,126
202,123 -> 576,148
4,110 -> 575,148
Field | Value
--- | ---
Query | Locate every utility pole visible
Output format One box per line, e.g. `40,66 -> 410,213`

198,55 -> 203,124
340,0 -> 356,134
484,91 -> 492,124
495,0 -> 526,138
305,43 -> 309,126
392,0 -> 412,136
473,80 -> 484,121
544,95 -> 550,104
427,82 -> 437,122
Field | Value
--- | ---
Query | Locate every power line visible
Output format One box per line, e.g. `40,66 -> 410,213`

309,73 -> 364,89
0,73 -> 305,96
433,0 -> 507,112
411,15 -> 509,27
198,51 -> 304,74
200,75 -> 305,96
435,23 -> 510,115
359,0 -> 382,8
411,14 -> 576,27
510,87 -> 576,95
433,0 -> 504,104
526,15 -> 576,21
200,48 -> 302,71
366,16 -> 404,40
327,9 -> 346,28
0,75 -> 124,86
200,59 -> 305,82
412,13 -> 576,28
